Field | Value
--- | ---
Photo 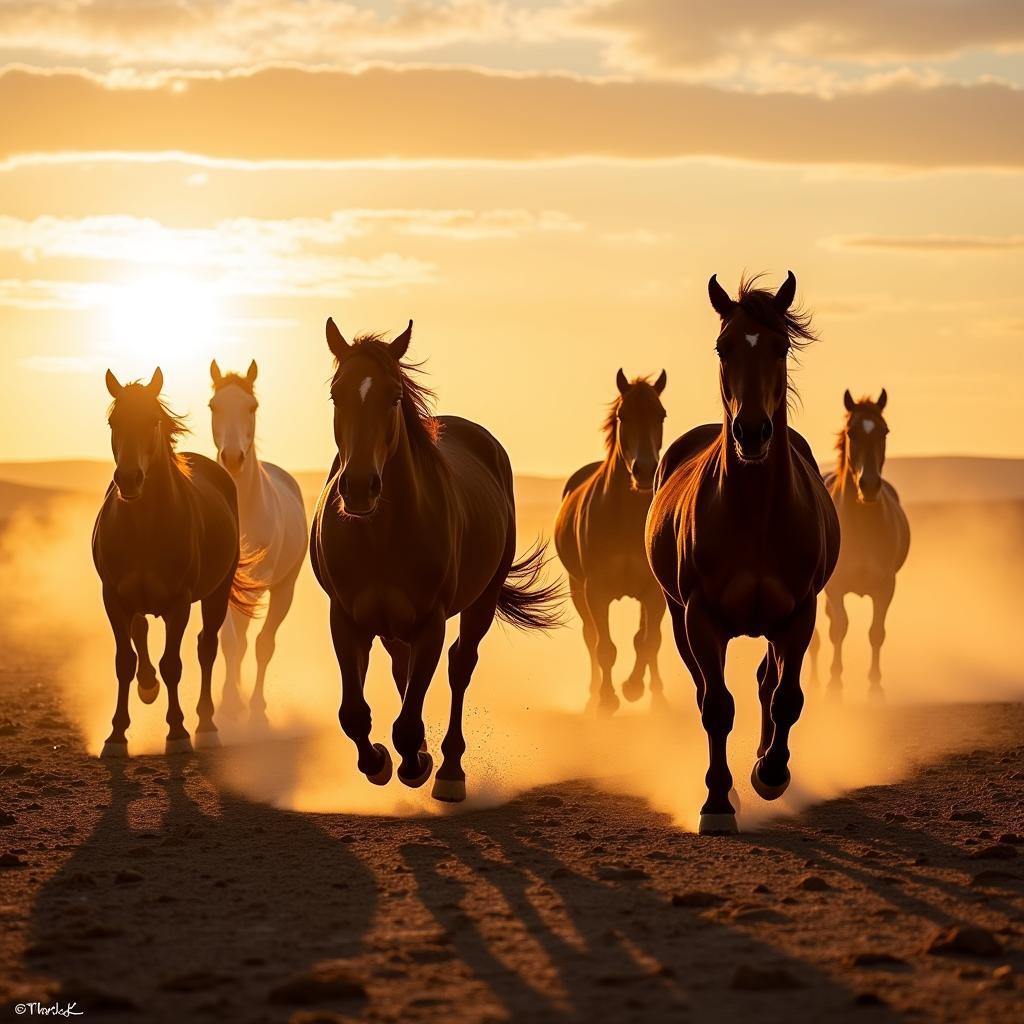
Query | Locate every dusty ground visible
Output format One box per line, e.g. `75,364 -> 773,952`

2,633 -> 1024,1024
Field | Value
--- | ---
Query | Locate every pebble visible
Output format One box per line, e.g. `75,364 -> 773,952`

671,891 -> 725,908
797,875 -> 831,892
927,925 -> 1003,958
970,844 -> 1018,861
268,960 -> 367,1005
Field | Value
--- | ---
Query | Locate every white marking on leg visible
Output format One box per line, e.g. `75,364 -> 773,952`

745,333 -> 759,347
861,419 -> 875,433
359,376 -> 373,402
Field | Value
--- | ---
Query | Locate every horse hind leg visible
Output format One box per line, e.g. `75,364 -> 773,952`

868,583 -> 895,699
218,605 -> 251,719
160,598 -> 192,755
584,580 -> 619,716
130,614 -> 160,705
250,567 -> 297,727
195,575 -> 232,749
621,600 -> 647,704
642,592 -> 668,712
825,591 -> 848,701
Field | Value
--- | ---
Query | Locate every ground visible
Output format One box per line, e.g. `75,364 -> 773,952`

1,634 -> 1023,1024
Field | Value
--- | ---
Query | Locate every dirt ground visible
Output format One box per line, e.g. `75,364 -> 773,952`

2,630 -> 1023,1024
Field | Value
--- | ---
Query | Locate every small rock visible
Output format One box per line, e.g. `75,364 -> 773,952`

950,810 -> 988,822
671,891 -> 725,908
850,951 -> 907,968
0,852 -> 26,868
971,869 -> 1021,887
927,925 -> 1003,958
114,869 -> 143,884
268,961 -> 367,1005
534,794 -> 564,808
0,812 -> 16,827
998,833 -> 1023,846
797,875 -> 831,892
596,865 -> 648,881
732,908 -> 791,925
731,965 -> 802,991
970,844 -> 1018,861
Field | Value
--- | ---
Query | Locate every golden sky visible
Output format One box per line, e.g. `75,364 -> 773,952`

2,0 -> 1023,474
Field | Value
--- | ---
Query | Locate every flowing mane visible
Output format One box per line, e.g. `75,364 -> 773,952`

602,374 -> 658,456
108,382 -> 191,474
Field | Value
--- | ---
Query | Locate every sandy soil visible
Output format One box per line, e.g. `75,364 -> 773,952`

2,631 -> 1023,1024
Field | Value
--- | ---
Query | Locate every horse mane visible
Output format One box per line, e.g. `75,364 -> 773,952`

336,334 -> 443,456
213,372 -> 256,396
602,375 -> 658,456
835,395 -> 885,474
108,383 -> 191,475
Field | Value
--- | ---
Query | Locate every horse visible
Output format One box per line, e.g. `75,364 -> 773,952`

809,390 -> 910,697
554,368 -> 668,714
309,319 -> 563,802
209,359 -> 308,724
92,368 -> 259,757
646,272 -> 840,834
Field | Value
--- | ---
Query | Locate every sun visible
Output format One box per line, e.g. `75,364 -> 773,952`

105,273 -> 224,376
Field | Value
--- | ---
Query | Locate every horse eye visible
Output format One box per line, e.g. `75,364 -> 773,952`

392,395 -> 402,406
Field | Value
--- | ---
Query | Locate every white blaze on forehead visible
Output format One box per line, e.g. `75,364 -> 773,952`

861,418 -> 876,434
745,333 -> 759,347
359,376 -> 373,402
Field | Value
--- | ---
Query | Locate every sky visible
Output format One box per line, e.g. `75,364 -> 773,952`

2,0 -> 1024,475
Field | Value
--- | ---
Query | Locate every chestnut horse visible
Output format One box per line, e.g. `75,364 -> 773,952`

809,391 -> 910,697
646,273 -> 839,834
555,368 -> 668,714
92,369 -> 257,757
310,319 -> 562,802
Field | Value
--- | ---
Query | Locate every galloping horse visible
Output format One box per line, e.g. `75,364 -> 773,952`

810,390 -> 909,697
555,368 -> 668,714
646,273 -> 839,834
93,369 -> 257,757
209,359 -> 307,724
310,319 -> 562,802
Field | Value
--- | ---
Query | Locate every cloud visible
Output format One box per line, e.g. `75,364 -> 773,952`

835,234 -> 1024,252
580,0 -> 1024,75
3,64 -> 1023,171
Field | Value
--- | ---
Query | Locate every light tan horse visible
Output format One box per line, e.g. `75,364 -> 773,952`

810,390 -> 910,697
555,369 -> 668,714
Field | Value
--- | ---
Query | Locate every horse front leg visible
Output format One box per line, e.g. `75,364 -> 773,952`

755,645 -> 779,759
753,595 -> 816,800
251,568 -> 297,726
683,597 -> 736,835
195,576 -> 232,748
160,597 -> 192,754
868,581 -> 895,699
218,604 -> 251,719
621,599 -> 648,704
568,577 -> 601,712
584,581 -> 619,716
101,588 -> 137,758
643,591 -> 668,711
393,608 -> 446,788
130,614 -> 159,705
825,590 -> 848,700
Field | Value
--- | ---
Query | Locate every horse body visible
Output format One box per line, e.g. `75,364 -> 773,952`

646,274 -> 839,834
555,370 -> 668,713
93,369 -> 250,757
210,361 -> 307,723
311,320 -> 561,803
811,391 -> 909,696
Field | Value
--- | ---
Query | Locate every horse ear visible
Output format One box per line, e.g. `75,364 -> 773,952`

616,368 -> 629,396
390,320 -> 413,360
843,389 -> 856,412
210,359 -> 223,386
146,367 -> 163,396
105,369 -> 124,398
653,369 -> 667,395
708,274 -> 735,318
774,270 -> 797,312
326,317 -> 351,359
246,359 -> 258,385
877,387 -> 887,411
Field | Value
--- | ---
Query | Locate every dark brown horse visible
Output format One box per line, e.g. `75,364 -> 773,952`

809,390 -> 910,697
310,319 -> 562,803
92,369 -> 256,757
646,273 -> 839,834
554,368 -> 668,714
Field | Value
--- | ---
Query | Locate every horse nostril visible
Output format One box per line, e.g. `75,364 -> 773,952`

134,470 -> 145,490
732,420 -> 745,443
760,419 -> 773,444
369,474 -> 382,499
337,472 -> 350,499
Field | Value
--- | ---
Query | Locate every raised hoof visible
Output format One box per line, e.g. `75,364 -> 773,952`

750,759 -> 790,801
431,776 -> 467,803
165,736 -> 193,755
621,677 -> 645,703
699,813 -> 739,836
100,740 -> 128,759
137,680 -> 159,705
195,730 -> 221,750
366,743 -> 393,786
398,751 -> 434,789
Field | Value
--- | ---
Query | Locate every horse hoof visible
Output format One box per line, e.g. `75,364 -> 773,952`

868,685 -> 885,702
100,740 -> 128,759
596,696 -> 620,718
398,751 -> 434,789
137,680 -> 159,705
621,678 -> 644,703
699,813 -> 739,836
750,759 -> 790,801
366,743 -> 393,786
165,736 -> 193,755
195,730 -> 221,750
431,776 -> 467,803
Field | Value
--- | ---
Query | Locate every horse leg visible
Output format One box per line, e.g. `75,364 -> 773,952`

381,636 -> 411,701
130,614 -> 160,706
160,597 -> 192,754
101,588 -> 136,758
807,625 -> 821,688
868,581 -> 895,699
584,581 -> 619,716
756,645 -> 779,759
667,597 -> 704,706
393,609 -> 446,788
569,576 -> 601,712
433,586 -> 501,803
825,590 -> 848,700
195,577 -> 231,749
621,599 -> 648,704
218,604 -> 250,719
683,597 -> 736,834
753,595 -> 816,800
643,591 -> 668,712
330,601 -> 388,782
251,567 -> 298,726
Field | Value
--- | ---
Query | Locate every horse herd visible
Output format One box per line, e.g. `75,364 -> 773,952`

91,271 -> 909,833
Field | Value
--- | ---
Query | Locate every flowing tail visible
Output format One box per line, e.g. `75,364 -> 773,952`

229,544 -> 266,618
495,540 -> 567,632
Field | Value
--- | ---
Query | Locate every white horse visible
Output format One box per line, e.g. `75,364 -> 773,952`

209,359 -> 307,723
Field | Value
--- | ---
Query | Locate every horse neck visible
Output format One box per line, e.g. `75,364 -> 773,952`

137,441 -> 184,511
377,417 -> 434,522
600,431 -> 632,493
833,432 -> 859,505
233,444 -> 266,511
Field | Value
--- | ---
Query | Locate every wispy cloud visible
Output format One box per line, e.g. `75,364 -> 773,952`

833,233 -> 1024,252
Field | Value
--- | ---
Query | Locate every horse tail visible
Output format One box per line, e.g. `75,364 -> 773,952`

495,540 -> 567,632
229,544 -> 266,618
